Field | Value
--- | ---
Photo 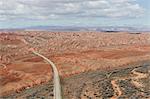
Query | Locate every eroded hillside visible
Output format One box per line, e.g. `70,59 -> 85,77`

0,31 -> 150,98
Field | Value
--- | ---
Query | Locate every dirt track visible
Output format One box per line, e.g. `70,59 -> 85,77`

0,31 -> 150,98
32,50 -> 62,99
1,61 -> 150,99
1,45 -> 150,96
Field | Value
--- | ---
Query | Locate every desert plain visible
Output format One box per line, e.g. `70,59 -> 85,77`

0,31 -> 150,99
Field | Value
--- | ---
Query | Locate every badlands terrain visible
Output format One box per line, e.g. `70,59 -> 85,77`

0,31 -> 150,98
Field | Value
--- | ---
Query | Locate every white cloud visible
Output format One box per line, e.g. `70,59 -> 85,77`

0,0 -> 145,21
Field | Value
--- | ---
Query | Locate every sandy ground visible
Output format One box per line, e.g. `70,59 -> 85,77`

0,31 -> 150,98
1,61 -> 150,99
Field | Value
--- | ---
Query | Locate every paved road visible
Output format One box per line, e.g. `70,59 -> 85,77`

32,51 -> 62,99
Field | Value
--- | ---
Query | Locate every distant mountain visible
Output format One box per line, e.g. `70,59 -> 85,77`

0,29 -> 25,32
1,26 -> 150,32
24,26 -> 150,32
96,26 -> 150,32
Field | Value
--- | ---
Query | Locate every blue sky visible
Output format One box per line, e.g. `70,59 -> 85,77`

0,0 -> 149,29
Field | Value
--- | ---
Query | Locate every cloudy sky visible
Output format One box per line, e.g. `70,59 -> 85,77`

0,0 -> 149,28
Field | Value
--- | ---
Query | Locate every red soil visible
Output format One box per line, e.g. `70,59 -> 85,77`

1,45 -> 150,96
0,31 -> 150,96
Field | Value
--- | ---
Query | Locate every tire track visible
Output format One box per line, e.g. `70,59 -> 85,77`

131,69 -> 148,88
110,67 -> 148,99
110,78 -> 127,99
111,80 -> 122,99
